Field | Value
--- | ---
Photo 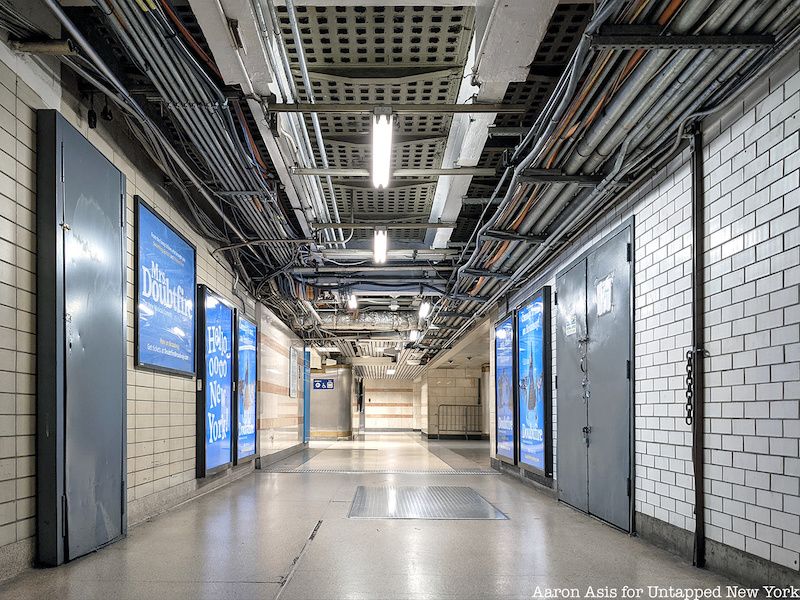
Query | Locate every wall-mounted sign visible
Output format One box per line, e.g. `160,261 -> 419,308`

135,197 -> 196,376
494,314 -> 515,463
236,316 -> 258,463
516,286 -> 552,476
196,285 -> 233,477
313,378 -> 335,390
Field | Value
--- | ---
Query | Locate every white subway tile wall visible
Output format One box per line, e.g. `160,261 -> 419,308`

488,52 -> 799,571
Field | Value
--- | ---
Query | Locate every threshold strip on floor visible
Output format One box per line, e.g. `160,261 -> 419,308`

260,466 -> 499,474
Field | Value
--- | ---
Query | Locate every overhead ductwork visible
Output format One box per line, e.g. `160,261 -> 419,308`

319,311 -> 418,331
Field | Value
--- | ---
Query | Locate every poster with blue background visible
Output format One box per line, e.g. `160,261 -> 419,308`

517,288 -> 549,473
203,290 -> 233,472
495,316 -> 515,461
136,198 -> 196,375
237,317 -> 257,461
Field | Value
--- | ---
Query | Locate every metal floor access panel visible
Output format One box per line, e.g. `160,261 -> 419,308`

348,486 -> 508,520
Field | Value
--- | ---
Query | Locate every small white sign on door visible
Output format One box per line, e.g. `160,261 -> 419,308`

596,275 -> 613,317
565,314 -> 577,336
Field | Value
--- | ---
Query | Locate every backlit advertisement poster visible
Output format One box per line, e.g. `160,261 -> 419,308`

197,286 -> 233,476
516,287 -> 552,475
236,316 -> 258,462
135,197 -> 196,375
494,315 -> 515,462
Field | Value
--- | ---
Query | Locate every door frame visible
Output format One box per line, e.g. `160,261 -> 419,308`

36,110 -> 128,565
555,217 -> 635,533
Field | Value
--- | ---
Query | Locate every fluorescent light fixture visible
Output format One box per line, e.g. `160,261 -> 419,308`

386,368 -> 397,376
374,228 -> 388,264
409,329 -> 420,342
348,294 -> 358,310
372,109 -> 393,188
315,346 -> 339,352
418,300 -> 431,320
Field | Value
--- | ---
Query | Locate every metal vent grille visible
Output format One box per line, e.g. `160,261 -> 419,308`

348,486 -> 507,519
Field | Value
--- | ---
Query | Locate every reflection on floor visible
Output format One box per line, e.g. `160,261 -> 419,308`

0,432 -> 735,600
267,433 -> 494,473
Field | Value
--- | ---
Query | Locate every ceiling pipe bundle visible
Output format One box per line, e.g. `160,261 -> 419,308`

423,0 -> 799,359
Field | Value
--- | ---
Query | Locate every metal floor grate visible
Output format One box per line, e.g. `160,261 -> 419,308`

348,485 -> 507,520
261,466 -> 499,475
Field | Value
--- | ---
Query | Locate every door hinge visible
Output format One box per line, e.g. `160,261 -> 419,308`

626,359 -> 631,379
627,477 -> 631,497
121,193 -> 125,228
626,242 -> 632,262
554,292 -> 558,305
554,375 -> 558,390
61,495 -> 67,537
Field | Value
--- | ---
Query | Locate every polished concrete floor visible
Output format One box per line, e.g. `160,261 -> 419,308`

1,433 -> 736,599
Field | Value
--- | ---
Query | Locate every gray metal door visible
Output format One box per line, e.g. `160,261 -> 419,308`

586,228 -> 632,531
555,259 -> 588,512
62,124 -> 126,559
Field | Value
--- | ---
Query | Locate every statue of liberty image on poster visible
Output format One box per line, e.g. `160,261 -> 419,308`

517,290 -> 546,471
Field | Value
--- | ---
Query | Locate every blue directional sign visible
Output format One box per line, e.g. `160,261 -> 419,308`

313,378 -> 335,390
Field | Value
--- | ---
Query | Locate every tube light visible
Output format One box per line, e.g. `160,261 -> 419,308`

372,111 -> 393,188
418,300 -> 431,320
409,329 -> 420,342
374,228 -> 388,264
348,294 -> 358,310
386,368 -> 397,376
315,346 -> 339,352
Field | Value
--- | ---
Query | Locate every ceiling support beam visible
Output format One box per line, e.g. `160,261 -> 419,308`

311,222 -> 457,230
293,264 -> 453,274
591,32 -> 775,50
426,0 -> 559,249
462,196 -> 501,205
294,167 -> 496,177
518,169 -> 604,186
270,103 -> 525,114
481,229 -> 547,243
461,268 -> 512,280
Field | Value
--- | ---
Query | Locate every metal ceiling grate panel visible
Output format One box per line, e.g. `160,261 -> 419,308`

277,4 -> 475,243
277,5 -> 473,67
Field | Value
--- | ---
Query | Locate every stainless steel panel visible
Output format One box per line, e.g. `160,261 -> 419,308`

348,486 -> 507,520
586,227 -> 632,531
555,259 -> 589,512
62,122 -> 126,559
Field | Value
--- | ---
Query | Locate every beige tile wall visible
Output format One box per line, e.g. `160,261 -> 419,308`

257,308 -> 304,456
363,379 -> 414,430
425,367 -> 481,435
0,57 -> 37,565
0,51 -> 306,578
